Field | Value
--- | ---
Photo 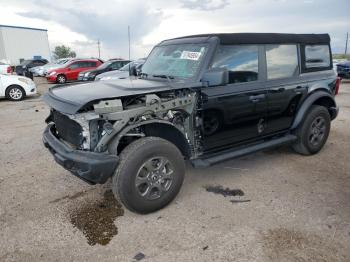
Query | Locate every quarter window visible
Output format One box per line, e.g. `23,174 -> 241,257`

304,45 -> 330,69
266,45 -> 298,79
212,45 -> 259,84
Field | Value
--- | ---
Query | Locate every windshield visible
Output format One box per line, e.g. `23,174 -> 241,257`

20,60 -> 32,65
57,59 -> 69,64
119,61 -> 144,71
96,61 -> 113,70
142,43 -> 208,79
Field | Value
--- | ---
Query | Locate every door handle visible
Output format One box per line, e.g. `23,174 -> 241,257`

249,94 -> 265,103
295,85 -> 308,94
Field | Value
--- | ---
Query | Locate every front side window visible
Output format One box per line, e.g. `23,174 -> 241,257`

212,45 -> 259,84
266,44 -> 298,79
142,43 -> 208,79
111,61 -> 122,70
69,62 -> 80,69
304,45 -> 330,69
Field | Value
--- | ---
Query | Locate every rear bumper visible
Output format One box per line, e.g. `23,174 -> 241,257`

42,124 -> 118,184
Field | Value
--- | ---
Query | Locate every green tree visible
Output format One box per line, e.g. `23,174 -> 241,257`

53,45 -> 77,59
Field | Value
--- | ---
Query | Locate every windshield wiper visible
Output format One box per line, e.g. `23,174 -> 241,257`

152,74 -> 175,80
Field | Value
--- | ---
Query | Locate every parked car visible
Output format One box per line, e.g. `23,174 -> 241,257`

0,62 -> 12,75
0,74 -> 37,101
42,33 -> 339,214
15,59 -> 48,76
78,59 -> 130,81
336,61 -> 350,79
30,58 -> 73,77
46,59 -> 103,83
95,59 -> 145,81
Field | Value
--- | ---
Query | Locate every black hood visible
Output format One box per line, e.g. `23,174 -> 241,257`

42,78 -> 191,114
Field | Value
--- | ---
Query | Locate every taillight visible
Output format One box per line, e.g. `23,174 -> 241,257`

7,66 -> 12,74
335,77 -> 341,95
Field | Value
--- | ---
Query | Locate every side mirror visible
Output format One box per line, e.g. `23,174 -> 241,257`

201,68 -> 229,87
67,67 -> 71,71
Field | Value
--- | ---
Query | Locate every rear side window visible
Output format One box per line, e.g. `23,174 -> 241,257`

212,45 -> 259,84
266,45 -> 298,80
304,45 -> 330,69
88,61 -> 97,67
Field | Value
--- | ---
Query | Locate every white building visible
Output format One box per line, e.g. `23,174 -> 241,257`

0,25 -> 51,65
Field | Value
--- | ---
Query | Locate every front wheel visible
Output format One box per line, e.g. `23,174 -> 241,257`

111,137 -> 185,214
6,85 -> 25,101
292,105 -> 331,155
56,74 -> 66,84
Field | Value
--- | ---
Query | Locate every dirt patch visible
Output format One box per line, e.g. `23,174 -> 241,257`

49,189 -> 93,203
69,190 -> 124,246
262,228 -> 345,262
204,185 -> 244,197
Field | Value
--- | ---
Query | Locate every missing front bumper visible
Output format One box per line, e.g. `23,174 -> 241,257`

43,124 -> 118,184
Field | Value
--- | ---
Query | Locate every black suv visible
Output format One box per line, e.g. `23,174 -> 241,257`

15,59 -> 48,76
77,59 -> 130,81
42,33 -> 339,214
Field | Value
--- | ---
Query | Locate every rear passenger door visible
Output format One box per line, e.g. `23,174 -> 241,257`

201,45 -> 268,152
264,44 -> 307,134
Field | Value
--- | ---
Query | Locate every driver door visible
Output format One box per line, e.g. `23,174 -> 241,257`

201,44 -> 268,152
66,61 -> 84,80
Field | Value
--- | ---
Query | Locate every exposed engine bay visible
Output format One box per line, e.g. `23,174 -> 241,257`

47,89 -> 200,158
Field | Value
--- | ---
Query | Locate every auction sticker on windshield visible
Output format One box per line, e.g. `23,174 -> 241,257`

180,51 -> 202,60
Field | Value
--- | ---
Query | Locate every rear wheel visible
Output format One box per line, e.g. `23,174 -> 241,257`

56,74 -> 66,84
292,105 -> 331,155
6,85 -> 25,101
110,137 -> 185,214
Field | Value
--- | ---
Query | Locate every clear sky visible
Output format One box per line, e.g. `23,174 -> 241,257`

0,0 -> 349,60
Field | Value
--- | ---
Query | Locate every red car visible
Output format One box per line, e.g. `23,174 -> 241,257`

46,59 -> 103,84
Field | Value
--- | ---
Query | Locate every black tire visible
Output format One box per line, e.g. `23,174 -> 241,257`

5,85 -> 25,101
292,105 -> 331,155
110,137 -> 185,214
56,74 -> 66,84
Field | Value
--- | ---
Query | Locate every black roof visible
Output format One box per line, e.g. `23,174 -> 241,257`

169,33 -> 330,45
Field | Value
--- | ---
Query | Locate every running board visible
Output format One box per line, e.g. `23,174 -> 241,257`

191,135 -> 297,168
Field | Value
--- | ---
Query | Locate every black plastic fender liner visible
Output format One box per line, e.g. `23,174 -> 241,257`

291,91 -> 338,130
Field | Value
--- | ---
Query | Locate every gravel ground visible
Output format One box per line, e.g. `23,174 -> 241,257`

0,78 -> 349,262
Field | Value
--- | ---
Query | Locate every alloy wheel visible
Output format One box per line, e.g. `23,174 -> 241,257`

9,87 -> 23,100
309,116 -> 326,146
135,157 -> 174,200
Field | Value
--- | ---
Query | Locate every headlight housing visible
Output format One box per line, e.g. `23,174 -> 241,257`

84,72 -> 90,77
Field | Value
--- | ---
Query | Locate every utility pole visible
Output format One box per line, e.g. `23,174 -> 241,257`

97,39 -> 101,59
345,32 -> 348,56
128,26 -> 131,61
128,26 -> 131,74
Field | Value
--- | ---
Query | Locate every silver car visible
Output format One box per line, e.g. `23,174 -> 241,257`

95,59 -> 145,81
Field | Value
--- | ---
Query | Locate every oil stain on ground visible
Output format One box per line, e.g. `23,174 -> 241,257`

69,190 -> 124,246
204,185 -> 244,197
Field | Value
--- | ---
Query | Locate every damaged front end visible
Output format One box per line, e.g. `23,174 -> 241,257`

43,89 -> 199,184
